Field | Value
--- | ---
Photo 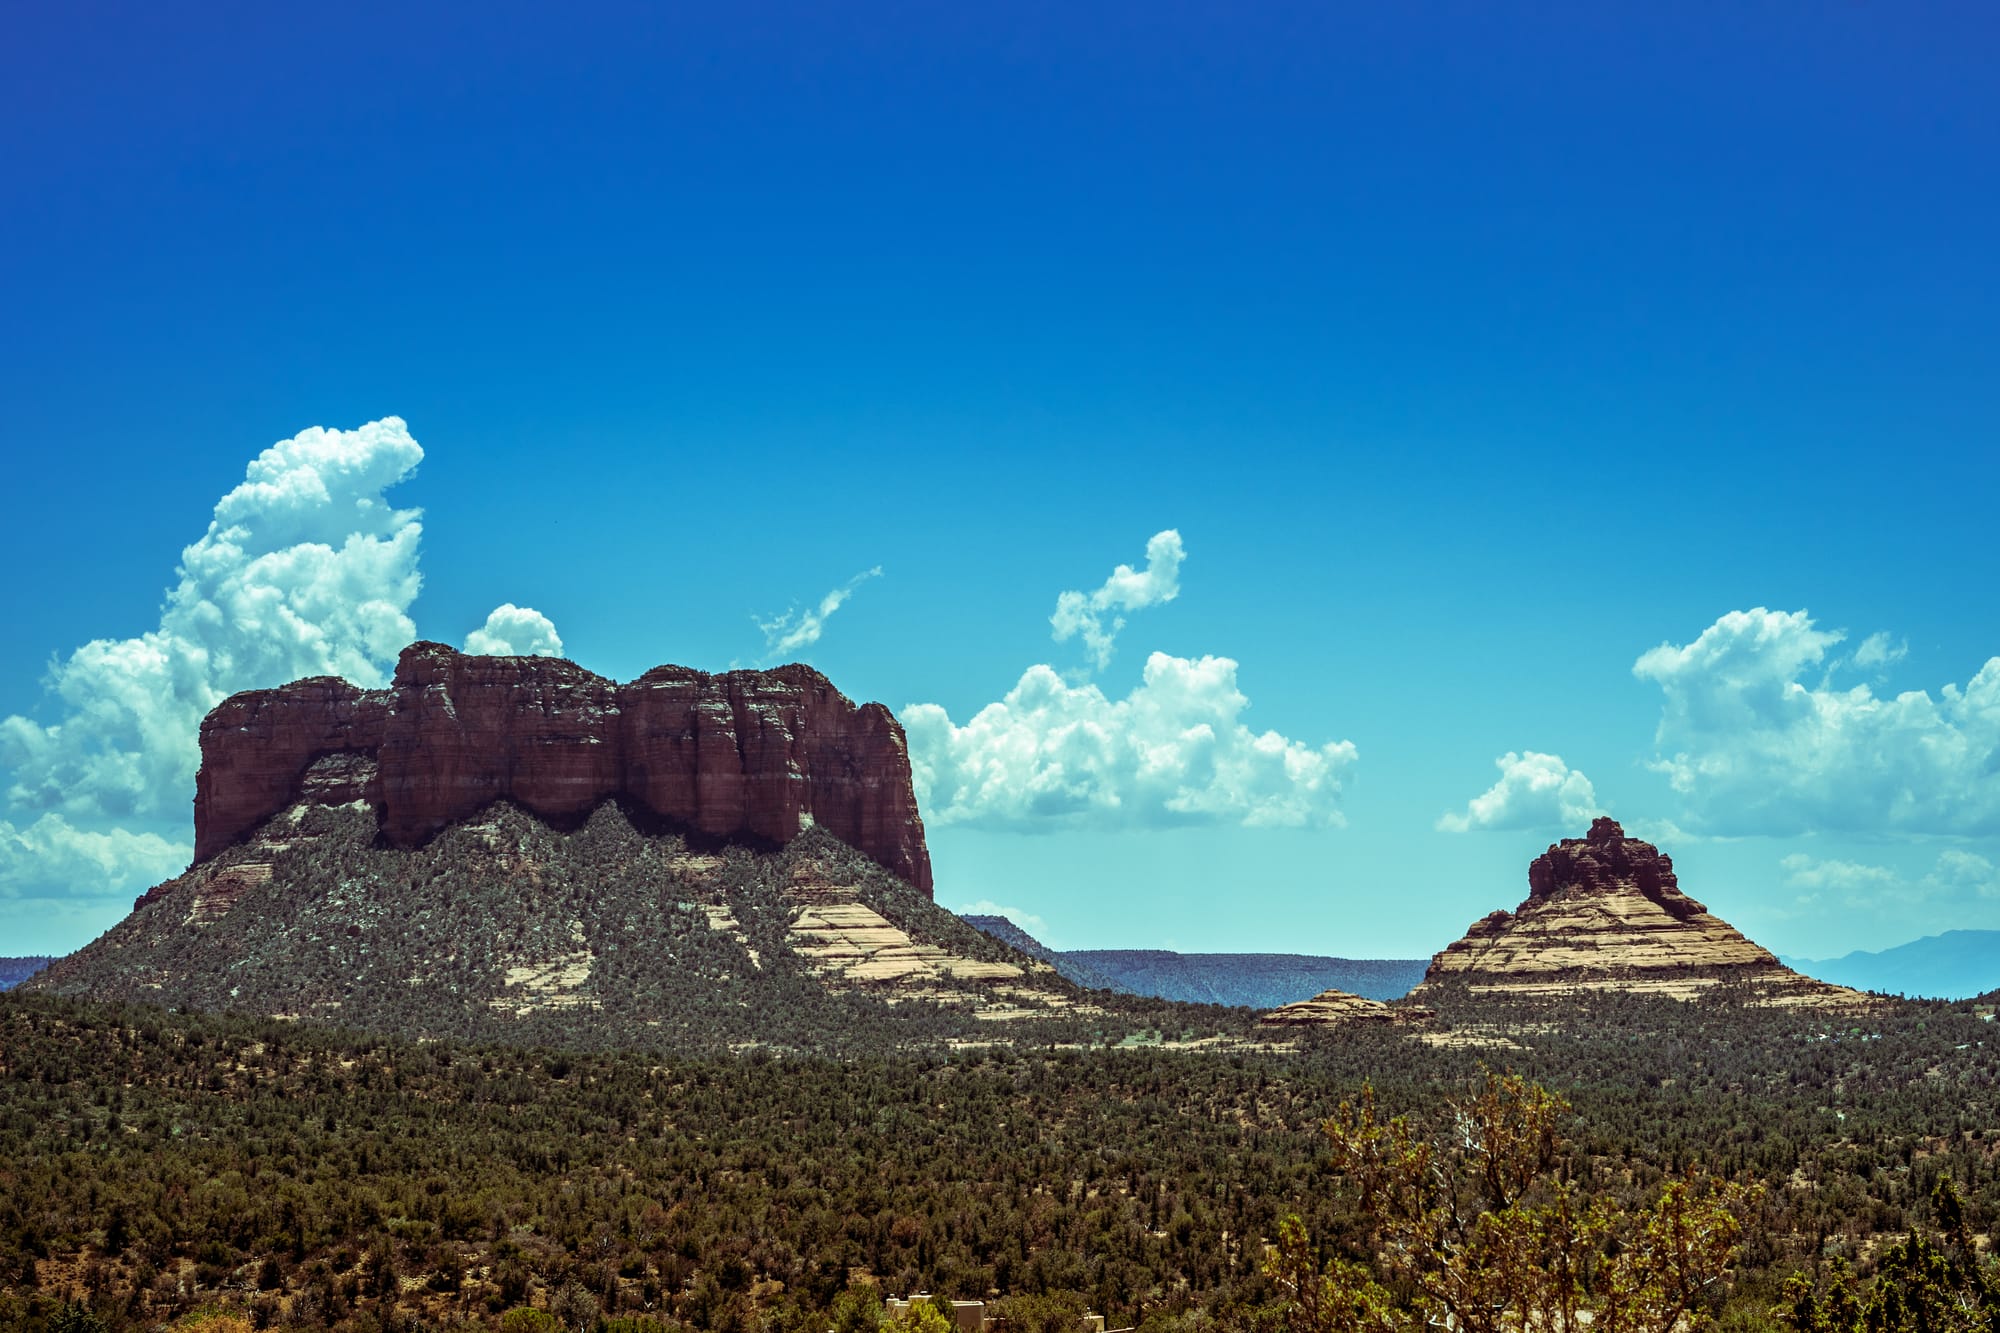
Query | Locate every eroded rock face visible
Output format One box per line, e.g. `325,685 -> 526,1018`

1412,817 -> 1873,1008
193,642 -> 933,894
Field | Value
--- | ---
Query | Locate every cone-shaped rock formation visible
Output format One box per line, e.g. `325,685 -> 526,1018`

1409,817 -> 1873,1007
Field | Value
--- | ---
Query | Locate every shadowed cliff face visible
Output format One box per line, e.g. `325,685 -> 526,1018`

192,642 -> 933,895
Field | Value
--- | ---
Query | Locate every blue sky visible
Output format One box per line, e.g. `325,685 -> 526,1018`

3,3 -> 1997,961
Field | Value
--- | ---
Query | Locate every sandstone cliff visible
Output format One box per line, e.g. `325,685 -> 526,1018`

191,642 -> 932,895
1410,817 -> 1874,1008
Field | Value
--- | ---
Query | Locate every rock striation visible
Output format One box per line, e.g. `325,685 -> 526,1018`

1409,817 -> 1873,1008
192,642 -> 933,894
1260,987 -> 1427,1027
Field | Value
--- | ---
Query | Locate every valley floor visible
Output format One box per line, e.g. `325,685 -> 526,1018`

2,991 -> 1997,1332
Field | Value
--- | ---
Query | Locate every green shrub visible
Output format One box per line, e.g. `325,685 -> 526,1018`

501,1310 -> 563,1333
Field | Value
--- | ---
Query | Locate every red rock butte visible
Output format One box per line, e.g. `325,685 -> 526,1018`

1407,816 -> 1871,1007
192,642 -> 933,895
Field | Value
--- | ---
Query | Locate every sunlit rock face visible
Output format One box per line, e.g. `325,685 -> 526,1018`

1411,817 -> 1874,1008
192,642 -> 933,895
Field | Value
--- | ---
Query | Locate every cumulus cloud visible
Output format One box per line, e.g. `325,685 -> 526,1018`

1777,853 -> 1902,896
1781,849 -> 1999,908
1,418 -> 425,823
464,604 -> 565,658
1437,751 -> 1601,833
1935,849 -> 2000,895
757,567 -> 881,663
1851,631 -> 1908,671
1051,530 -> 1184,671
904,652 -> 1357,830
1635,607 -> 2000,836
0,814 -> 189,900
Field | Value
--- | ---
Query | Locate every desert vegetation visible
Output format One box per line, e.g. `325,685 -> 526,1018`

2,990 -> 1997,1332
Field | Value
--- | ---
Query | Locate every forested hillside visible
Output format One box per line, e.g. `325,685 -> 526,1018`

3,991 -> 1996,1331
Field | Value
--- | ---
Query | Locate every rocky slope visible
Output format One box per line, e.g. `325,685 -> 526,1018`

1409,818 -> 1875,1009
28,794 -> 1208,1050
194,641 -> 932,894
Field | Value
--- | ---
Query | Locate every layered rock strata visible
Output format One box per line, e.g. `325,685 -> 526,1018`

1260,987 -> 1427,1027
192,642 -> 932,894
1410,817 -> 1872,1007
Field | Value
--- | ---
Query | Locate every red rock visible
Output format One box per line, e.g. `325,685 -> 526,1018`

1524,815 -> 1704,920
193,642 -> 933,895
192,677 -> 386,862
375,647 -> 623,845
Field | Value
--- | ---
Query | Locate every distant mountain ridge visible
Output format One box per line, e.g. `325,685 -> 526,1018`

1071,951 -> 1429,1007
0,957 -> 52,991
959,916 -> 1121,991
1784,930 -> 2000,1000
961,916 -> 1426,1007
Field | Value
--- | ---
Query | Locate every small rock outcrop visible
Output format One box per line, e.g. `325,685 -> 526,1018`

1260,987 -> 1428,1027
1410,817 -> 1873,1008
192,642 -> 933,894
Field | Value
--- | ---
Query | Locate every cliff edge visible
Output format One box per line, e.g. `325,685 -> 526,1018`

190,641 -> 932,895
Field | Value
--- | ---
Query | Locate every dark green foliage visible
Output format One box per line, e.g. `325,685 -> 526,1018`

46,1300 -> 109,1333
1,988 -> 1997,1330
1781,1178 -> 2000,1333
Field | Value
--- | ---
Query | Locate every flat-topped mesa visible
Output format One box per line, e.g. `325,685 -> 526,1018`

1412,816 -> 1873,1008
193,642 -> 933,895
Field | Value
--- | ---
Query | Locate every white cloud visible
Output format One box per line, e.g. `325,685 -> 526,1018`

1932,849 -> 2000,899
1634,607 -> 2000,836
1437,751 -> 1600,833
1851,631 -> 1907,671
1050,530 -> 1183,671
465,604 -> 565,658
0,814 -> 188,900
757,567 -> 881,663
1781,849 -> 1999,907
1,417 -> 426,822
905,652 -> 1356,831
1778,853 -> 1902,895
